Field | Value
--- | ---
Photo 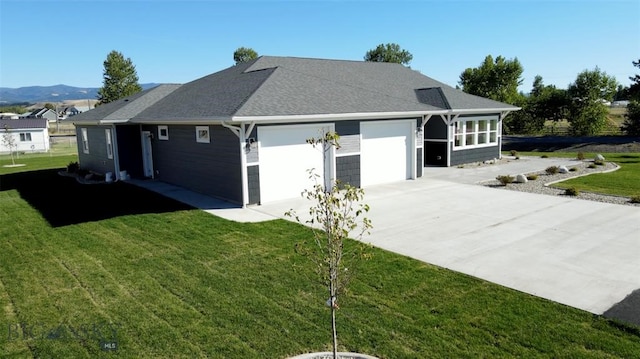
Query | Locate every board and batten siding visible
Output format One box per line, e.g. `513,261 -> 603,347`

146,124 -> 243,204
76,125 -> 115,175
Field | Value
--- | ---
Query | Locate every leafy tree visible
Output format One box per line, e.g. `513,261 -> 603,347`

567,67 -> 618,136
622,101 -> 640,135
364,43 -> 413,65
0,105 -> 27,114
613,85 -> 630,101
233,47 -> 258,65
622,59 -> 640,135
458,55 -> 524,105
44,103 -> 56,110
629,58 -> 640,100
97,50 -> 142,105
286,132 -> 372,359
2,124 -> 17,165
528,75 -> 570,133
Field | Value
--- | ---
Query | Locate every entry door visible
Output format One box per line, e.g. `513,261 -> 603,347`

141,131 -> 154,178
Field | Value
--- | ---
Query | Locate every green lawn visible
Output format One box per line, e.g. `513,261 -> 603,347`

1,170 -> 639,358
0,140 -> 78,175
503,152 -> 640,198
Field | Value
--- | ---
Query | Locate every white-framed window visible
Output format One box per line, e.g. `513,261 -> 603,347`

453,117 -> 498,149
19,133 -> 32,142
158,125 -> 169,140
81,128 -> 89,154
105,129 -> 113,159
195,126 -> 210,143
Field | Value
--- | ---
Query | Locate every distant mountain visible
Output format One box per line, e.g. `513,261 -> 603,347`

0,84 -> 160,104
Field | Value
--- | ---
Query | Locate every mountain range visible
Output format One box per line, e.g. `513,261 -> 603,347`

0,84 -> 160,104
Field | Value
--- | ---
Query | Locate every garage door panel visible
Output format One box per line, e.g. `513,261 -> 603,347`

258,125 -> 330,203
361,120 -> 413,187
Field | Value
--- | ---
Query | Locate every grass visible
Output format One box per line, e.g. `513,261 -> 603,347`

503,152 -> 640,198
542,107 -> 627,135
1,170 -> 640,358
0,141 -> 78,175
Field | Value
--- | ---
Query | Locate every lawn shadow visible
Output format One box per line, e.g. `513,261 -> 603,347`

0,169 -> 194,227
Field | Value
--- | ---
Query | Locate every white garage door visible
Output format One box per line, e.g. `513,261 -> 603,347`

361,120 -> 414,187
258,124 -> 333,203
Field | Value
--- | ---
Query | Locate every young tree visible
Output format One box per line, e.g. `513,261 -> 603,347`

458,55 -> 523,105
286,132 -> 372,359
97,50 -> 142,105
1,124 -> 17,165
233,47 -> 258,64
527,75 -> 570,133
364,43 -> 413,66
567,67 -> 618,136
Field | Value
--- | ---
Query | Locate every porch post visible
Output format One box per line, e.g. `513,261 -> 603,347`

239,123 -> 249,208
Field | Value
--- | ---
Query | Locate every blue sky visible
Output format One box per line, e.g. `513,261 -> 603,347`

1,0 -> 638,92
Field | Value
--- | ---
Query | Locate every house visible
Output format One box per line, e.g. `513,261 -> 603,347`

0,119 -> 50,153
25,107 -> 58,123
68,56 -> 518,206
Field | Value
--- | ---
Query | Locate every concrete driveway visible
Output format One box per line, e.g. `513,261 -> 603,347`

250,158 -> 640,317
135,157 -> 640,319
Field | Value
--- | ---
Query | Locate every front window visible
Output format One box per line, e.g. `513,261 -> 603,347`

81,128 -> 89,154
158,125 -> 168,140
19,133 -> 32,142
453,117 -> 498,149
196,126 -> 210,143
105,129 -> 113,159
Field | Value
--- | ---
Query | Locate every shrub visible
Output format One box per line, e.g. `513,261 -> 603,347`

515,156 -> 520,160
545,166 -> 559,175
569,167 -> 578,172
629,195 -> 640,204
588,164 -> 597,169
564,187 -> 580,196
510,150 -> 518,157
541,154 -> 549,158
577,152 -> 585,160
496,175 -> 514,186
66,161 -> 79,173
594,159 -> 605,166
526,174 -> 538,181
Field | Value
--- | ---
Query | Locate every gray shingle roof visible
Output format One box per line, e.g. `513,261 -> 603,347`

0,119 -> 47,129
71,56 -> 518,124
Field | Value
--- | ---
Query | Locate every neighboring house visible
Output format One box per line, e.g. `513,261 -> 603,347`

68,56 -> 518,206
25,107 -> 58,123
0,113 -> 20,120
0,119 -> 50,153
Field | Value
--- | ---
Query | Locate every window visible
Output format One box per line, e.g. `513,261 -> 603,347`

453,118 -> 498,149
81,128 -> 89,154
195,126 -> 210,143
105,129 -> 113,159
158,125 -> 168,140
19,133 -> 32,142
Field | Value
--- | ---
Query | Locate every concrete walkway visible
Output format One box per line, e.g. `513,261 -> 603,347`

132,157 -> 640,319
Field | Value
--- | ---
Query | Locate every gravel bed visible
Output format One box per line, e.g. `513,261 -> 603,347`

481,160 -> 639,207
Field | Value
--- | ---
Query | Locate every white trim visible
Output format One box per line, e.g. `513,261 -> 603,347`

424,138 -> 448,142
240,123 -> 249,208
111,125 -> 122,181
451,116 -> 499,151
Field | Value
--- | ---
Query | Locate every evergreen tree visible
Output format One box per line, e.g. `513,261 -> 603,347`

97,50 -> 142,105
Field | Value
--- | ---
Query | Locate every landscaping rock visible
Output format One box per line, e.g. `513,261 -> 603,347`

595,154 -> 605,161
515,174 -> 528,183
558,166 -> 569,174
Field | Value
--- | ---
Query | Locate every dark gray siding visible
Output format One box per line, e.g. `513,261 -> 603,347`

116,125 -> 144,178
336,155 -> 361,187
424,116 -> 447,140
147,124 -> 243,203
247,165 -> 260,205
76,126 -> 115,175
335,121 -> 359,136
450,144 -> 500,166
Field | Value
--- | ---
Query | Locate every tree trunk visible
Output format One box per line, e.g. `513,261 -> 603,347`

331,303 -> 338,359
